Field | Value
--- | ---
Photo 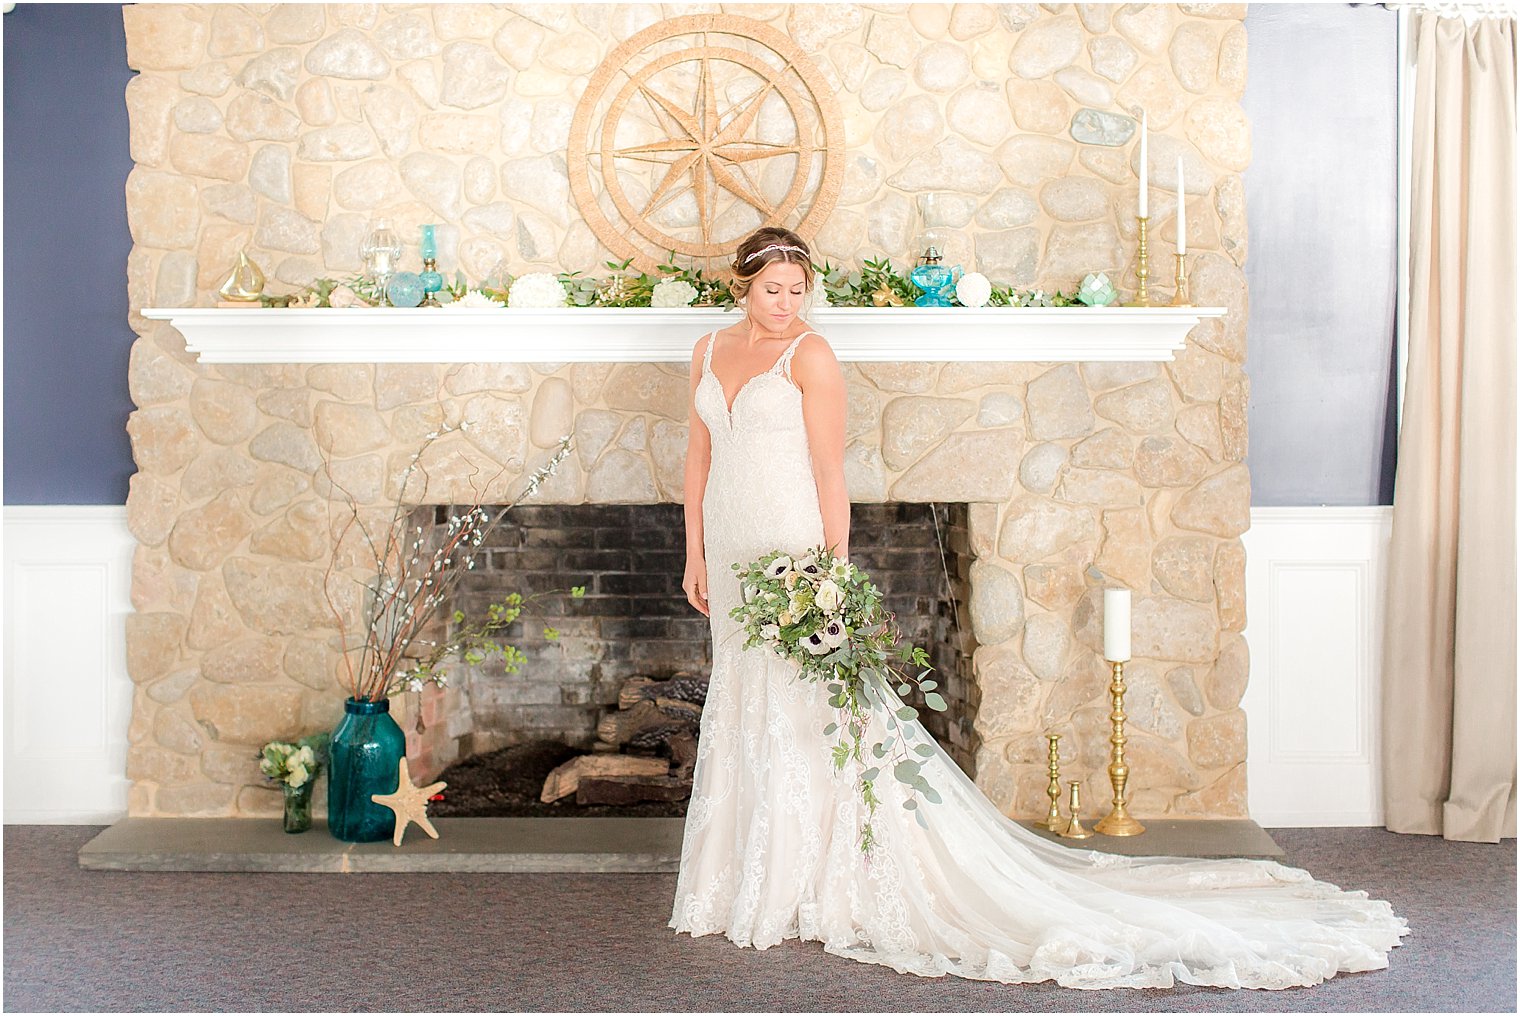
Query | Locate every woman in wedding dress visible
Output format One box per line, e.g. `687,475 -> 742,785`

668,226 -> 1409,989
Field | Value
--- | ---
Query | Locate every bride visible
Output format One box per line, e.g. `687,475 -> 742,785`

668,226 -> 1409,989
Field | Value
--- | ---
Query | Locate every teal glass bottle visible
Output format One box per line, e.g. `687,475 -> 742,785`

327,697 -> 405,842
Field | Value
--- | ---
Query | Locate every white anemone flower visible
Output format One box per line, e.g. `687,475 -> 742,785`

764,554 -> 793,579
802,631 -> 831,655
795,554 -> 822,577
822,618 -> 847,647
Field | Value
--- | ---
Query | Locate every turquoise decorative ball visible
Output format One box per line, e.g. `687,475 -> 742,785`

386,271 -> 425,308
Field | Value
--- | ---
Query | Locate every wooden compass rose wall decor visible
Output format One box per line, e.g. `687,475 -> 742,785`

567,14 -> 845,273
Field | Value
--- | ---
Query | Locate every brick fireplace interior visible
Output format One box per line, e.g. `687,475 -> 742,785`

414,501 -> 978,815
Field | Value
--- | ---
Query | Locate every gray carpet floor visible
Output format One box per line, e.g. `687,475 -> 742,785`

3,825 -> 1513,1012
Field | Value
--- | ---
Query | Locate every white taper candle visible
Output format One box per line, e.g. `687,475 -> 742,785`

1138,111 -> 1148,218
1176,155 -> 1186,256
1103,588 -> 1132,662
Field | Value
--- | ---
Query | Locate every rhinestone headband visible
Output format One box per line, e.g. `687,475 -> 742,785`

742,243 -> 807,265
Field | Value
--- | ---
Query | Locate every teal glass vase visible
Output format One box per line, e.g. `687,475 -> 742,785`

327,697 -> 405,842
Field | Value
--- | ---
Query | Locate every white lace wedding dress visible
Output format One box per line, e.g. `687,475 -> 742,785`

668,330 -> 1409,989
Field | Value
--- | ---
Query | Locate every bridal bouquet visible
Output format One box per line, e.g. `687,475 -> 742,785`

730,546 -> 947,853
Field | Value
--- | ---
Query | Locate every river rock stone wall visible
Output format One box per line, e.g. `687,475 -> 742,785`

122,3 -> 1252,820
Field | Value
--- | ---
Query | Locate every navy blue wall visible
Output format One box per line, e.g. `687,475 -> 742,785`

3,3 -> 135,505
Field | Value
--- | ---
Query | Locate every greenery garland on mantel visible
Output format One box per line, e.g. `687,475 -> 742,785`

261,255 -> 1117,311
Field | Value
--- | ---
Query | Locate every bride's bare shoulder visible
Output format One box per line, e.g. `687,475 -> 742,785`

791,328 -> 841,381
794,327 -> 838,360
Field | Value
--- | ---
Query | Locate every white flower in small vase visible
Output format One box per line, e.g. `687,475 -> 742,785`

651,278 -> 698,308
955,272 -> 992,308
507,272 -> 569,308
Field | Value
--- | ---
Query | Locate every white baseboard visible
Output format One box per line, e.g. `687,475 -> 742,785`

3,506 -> 135,824
1242,507 -> 1392,827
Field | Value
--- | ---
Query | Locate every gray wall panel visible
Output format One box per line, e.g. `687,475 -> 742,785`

1243,4 -> 1399,506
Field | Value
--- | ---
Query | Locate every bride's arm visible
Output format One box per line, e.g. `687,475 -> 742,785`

793,334 -> 850,560
684,337 -> 713,560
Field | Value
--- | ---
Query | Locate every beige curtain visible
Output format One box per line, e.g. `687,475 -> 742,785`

1383,12 -> 1517,843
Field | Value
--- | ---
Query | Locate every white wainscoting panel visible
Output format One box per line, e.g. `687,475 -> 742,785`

4,506 -> 135,823
1242,507 -> 1392,827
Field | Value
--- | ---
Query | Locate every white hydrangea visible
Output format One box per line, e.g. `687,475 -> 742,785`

444,290 -> 506,309
651,278 -> 698,308
955,271 -> 992,308
507,272 -> 569,308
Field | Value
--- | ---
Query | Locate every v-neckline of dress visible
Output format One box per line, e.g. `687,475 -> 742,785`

706,333 -> 807,419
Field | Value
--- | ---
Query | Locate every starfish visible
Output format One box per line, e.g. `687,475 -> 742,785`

370,758 -> 447,847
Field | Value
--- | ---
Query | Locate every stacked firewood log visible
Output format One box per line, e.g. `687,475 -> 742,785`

540,671 -> 709,806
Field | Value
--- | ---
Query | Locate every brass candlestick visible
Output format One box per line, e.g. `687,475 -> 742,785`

1129,216 -> 1153,306
1095,660 -> 1146,836
1060,780 -> 1092,839
1044,734 -> 1064,831
1169,252 -> 1191,307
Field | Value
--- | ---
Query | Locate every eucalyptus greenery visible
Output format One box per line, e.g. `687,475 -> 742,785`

264,254 -> 1084,311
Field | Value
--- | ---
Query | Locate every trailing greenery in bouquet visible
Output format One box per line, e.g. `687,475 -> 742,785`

729,546 -> 948,853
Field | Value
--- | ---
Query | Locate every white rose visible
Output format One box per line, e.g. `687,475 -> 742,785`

651,278 -> 698,308
760,623 -> 781,640
815,579 -> 842,614
956,272 -> 992,308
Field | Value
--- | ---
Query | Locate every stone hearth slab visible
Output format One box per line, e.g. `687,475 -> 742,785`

78,817 -> 1282,873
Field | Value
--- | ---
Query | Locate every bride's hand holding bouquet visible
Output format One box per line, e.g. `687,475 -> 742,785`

729,546 -> 948,854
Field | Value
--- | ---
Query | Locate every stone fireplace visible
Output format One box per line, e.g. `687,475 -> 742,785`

119,3 -> 1253,823
124,348 -> 1250,823
409,500 -> 976,786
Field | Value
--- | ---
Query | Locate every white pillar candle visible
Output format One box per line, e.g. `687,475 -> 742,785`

1103,588 -> 1132,662
1137,110 -> 1148,218
1175,155 -> 1186,255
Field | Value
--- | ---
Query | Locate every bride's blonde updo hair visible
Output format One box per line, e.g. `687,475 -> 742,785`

730,226 -> 815,304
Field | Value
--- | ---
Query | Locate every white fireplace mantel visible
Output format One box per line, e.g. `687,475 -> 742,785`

141,305 -> 1227,364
